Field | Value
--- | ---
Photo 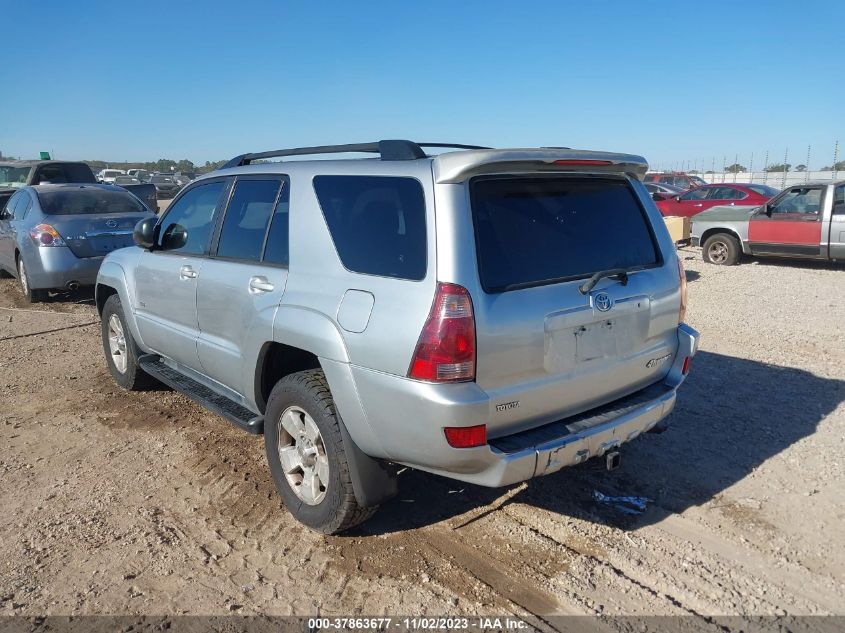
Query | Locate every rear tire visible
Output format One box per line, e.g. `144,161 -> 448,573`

702,233 -> 741,266
17,256 -> 46,303
101,294 -> 155,390
264,369 -> 378,534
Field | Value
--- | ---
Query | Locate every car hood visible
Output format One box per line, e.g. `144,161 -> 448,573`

693,204 -> 761,222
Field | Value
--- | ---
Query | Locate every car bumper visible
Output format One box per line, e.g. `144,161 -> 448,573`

26,247 -> 103,289
351,323 -> 700,487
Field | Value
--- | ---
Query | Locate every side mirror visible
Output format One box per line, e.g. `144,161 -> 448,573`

159,223 -> 187,251
133,217 -> 157,249
674,195 -> 681,202
651,192 -> 663,201
765,204 -> 773,217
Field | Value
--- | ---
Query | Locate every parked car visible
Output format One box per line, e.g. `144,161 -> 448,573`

97,169 -> 126,184
95,140 -> 698,533
114,176 -> 141,186
150,175 -> 181,199
0,159 -> 158,216
656,183 -> 779,218
0,184 -> 155,301
691,181 -> 845,265
1,160 -> 98,211
644,182 -> 686,201
126,169 -> 151,183
644,172 -> 707,190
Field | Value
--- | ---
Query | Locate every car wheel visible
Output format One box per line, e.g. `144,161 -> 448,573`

100,294 -> 155,390
17,256 -> 46,302
264,369 -> 378,534
702,233 -> 741,266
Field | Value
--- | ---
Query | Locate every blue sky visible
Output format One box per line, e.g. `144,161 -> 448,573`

1,1 -> 841,169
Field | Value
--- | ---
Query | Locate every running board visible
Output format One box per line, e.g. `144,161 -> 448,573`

139,355 -> 264,434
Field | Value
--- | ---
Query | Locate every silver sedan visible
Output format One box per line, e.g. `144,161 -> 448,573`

0,184 -> 154,302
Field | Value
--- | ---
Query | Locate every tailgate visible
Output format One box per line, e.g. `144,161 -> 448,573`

467,175 -> 682,437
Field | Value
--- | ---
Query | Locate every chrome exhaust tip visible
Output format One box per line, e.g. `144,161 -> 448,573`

606,451 -> 621,471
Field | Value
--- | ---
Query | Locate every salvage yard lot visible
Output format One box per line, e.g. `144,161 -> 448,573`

0,251 -> 843,622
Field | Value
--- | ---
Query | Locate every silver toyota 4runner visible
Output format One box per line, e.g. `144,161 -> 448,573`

95,140 -> 699,533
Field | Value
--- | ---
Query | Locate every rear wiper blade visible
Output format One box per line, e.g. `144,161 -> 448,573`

579,268 -> 629,295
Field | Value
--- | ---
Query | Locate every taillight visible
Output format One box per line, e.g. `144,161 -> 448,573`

408,282 -> 476,382
30,224 -> 66,247
444,425 -> 487,448
678,258 -> 687,323
682,357 -> 692,375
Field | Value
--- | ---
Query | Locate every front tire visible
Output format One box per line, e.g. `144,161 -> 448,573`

264,370 -> 378,534
702,233 -> 741,266
101,294 -> 155,390
17,256 -> 47,302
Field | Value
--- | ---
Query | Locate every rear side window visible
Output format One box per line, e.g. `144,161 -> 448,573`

263,180 -> 290,266
216,178 -> 282,261
313,176 -> 427,280
470,177 -> 660,293
37,188 -> 147,215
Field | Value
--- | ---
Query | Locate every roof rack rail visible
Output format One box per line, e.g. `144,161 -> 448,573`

220,140 -> 491,169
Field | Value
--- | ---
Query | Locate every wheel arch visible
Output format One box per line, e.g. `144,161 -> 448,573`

700,227 -> 747,254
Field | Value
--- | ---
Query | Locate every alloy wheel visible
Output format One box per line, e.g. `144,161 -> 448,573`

277,406 -> 329,505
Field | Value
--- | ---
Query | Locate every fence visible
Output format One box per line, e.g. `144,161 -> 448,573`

697,171 -> 840,188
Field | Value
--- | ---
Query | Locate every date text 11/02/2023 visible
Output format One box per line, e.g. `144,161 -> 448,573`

306,617 -> 531,630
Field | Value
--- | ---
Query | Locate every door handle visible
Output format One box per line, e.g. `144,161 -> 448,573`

179,265 -> 198,280
249,276 -> 275,293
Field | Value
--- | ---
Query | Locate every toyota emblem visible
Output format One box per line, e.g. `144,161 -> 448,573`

594,292 -> 612,312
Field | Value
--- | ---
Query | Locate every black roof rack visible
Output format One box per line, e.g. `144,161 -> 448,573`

220,140 -> 491,170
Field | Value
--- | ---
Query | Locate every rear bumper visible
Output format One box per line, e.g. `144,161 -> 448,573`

26,247 -> 103,289
351,323 -> 699,487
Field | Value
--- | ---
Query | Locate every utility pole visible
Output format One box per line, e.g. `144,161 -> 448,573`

722,156 -> 726,183
833,141 -> 839,180
806,145 -> 811,183
782,148 -> 789,188
763,150 -> 769,184
749,152 -> 754,183
733,153 -> 738,182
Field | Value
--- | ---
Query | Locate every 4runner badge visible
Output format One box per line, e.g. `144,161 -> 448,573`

496,401 -> 520,412
646,354 -> 672,368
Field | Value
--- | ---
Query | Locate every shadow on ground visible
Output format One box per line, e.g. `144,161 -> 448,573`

359,350 -> 845,535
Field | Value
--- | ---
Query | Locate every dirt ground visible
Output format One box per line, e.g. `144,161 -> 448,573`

0,250 -> 843,626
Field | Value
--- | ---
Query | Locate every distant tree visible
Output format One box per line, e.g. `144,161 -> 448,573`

725,163 -> 746,173
821,160 -> 845,171
795,164 -> 807,172
705,170 -> 715,174
765,163 -> 791,172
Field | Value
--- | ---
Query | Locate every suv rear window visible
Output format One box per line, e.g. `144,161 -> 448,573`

470,177 -> 660,292
313,176 -> 427,280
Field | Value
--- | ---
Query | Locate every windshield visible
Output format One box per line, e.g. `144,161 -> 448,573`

0,165 -> 31,188
151,175 -> 174,183
37,188 -> 147,215
102,170 -> 123,177
471,177 -> 660,292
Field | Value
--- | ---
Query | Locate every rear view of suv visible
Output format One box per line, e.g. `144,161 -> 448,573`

95,141 -> 698,533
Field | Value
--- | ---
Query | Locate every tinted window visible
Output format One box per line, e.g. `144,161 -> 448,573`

4,191 -> 25,219
34,164 -> 95,184
313,176 -> 427,280
680,187 -> 710,201
263,180 -> 290,265
471,177 -> 659,292
834,185 -> 845,215
216,178 -> 282,261
12,192 -> 31,220
38,188 -> 147,215
711,187 -> 747,200
158,181 -> 225,254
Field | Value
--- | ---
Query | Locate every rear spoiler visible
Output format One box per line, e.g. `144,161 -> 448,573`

432,149 -> 649,184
